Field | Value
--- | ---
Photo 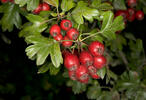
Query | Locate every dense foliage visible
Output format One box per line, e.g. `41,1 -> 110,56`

0,0 -> 146,99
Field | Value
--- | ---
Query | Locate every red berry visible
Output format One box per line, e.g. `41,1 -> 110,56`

68,71 -> 77,81
64,53 -> 80,71
54,34 -> 63,41
115,10 -> 128,22
67,28 -> 79,40
1,0 -> 8,3
127,8 -> 135,22
127,0 -> 137,8
62,50 -> 70,58
72,49 -> 79,56
79,77 -> 89,84
79,51 -> 93,67
49,24 -> 61,37
60,19 -> 72,31
93,56 -> 107,69
88,41 -> 104,56
76,65 -> 89,83
62,36 -> 73,47
42,2 -> 51,11
9,0 -> 14,3
88,65 -> 100,79
33,4 -> 43,14
135,10 -> 144,20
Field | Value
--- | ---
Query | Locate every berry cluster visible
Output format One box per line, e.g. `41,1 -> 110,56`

49,19 -> 106,84
115,0 -> 144,23
1,0 -> 13,3
49,19 -> 79,47
63,41 -> 107,84
33,2 -> 51,14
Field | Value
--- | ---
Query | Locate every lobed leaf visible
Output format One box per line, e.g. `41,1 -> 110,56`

72,1 -> 99,24
97,67 -> 106,79
25,35 -> 63,67
15,0 -> 39,11
61,0 -> 75,12
44,0 -> 59,8
0,3 -> 22,32
99,11 -> 125,40
19,14 -> 48,37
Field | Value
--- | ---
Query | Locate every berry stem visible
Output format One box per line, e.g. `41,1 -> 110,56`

56,7 -> 60,22
40,17 -> 58,25
59,39 -> 77,43
77,24 -> 80,30
80,32 -> 100,42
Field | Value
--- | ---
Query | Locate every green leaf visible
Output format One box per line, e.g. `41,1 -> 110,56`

61,0 -> 75,12
19,14 -> 48,37
44,0 -> 59,8
110,35 -> 127,51
50,42 -> 63,68
97,91 -> 113,100
97,67 -> 106,79
38,62 -> 60,75
136,39 -> 143,52
49,63 -> 60,75
113,0 -> 127,10
72,81 -> 87,94
91,35 -> 104,43
100,11 -> 125,40
107,69 -> 118,80
0,3 -> 22,32
87,86 -> 101,99
94,3 -> 113,11
25,35 -> 50,65
72,1 -> 99,24
91,0 -> 101,7
112,91 -> 120,100
38,63 -> 50,74
25,35 -> 63,67
0,5 -> 4,13
125,33 -> 136,41
15,0 -> 39,11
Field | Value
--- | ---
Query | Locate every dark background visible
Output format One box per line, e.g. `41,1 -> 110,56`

0,17 -> 146,100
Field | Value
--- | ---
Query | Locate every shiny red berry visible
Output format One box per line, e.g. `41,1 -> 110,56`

1,0 -> 8,3
67,28 -> 79,40
33,4 -> 43,14
62,50 -> 70,58
49,24 -> 61,37
60,19 -> 72,31
88,65 -> 100,79
79,51 -> 93,67
62,36 -> 73,47
93,56 -> 107,69
88,41 -> 104,56
115,10 -> 128,22
127,0 -> 137,8
79,77 -> 89,84
76,65 -> 89,83
135,10 -> 144,20
54,34 -> 63,41
68,71 -> 77,81
127,8 -> 135,22
42,2 -> 51,11
64,53 -> 80,71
